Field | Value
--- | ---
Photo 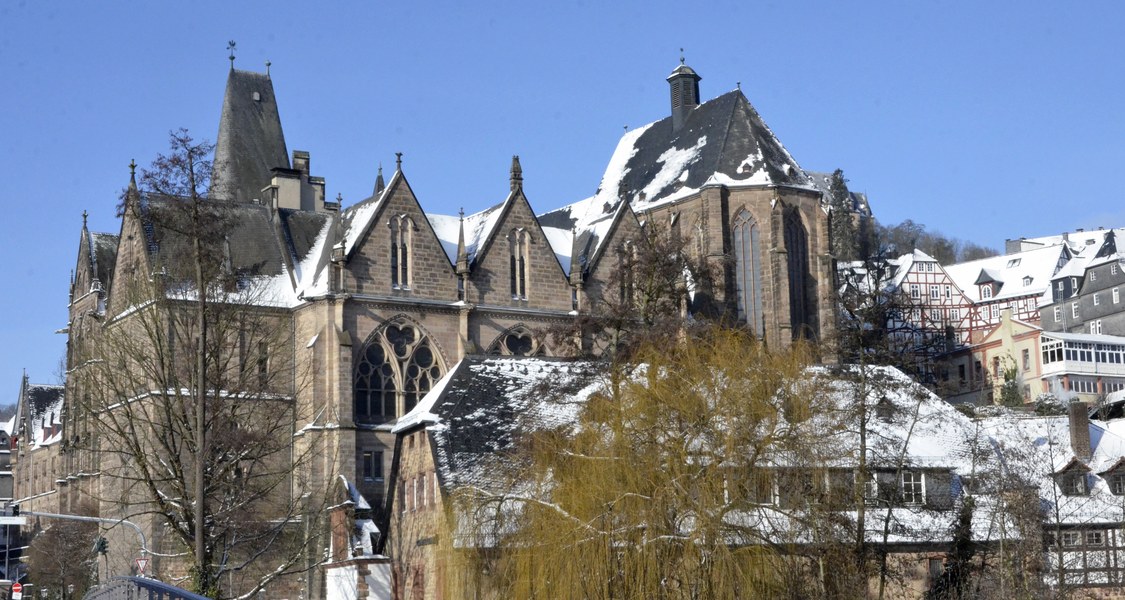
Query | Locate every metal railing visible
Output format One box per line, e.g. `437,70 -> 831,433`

82,577 -> 211,600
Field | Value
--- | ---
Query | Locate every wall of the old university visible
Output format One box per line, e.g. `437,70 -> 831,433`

466,195 -> 573,313
346,180 -> 459,301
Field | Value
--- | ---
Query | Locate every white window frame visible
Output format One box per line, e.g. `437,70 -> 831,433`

1114,287 -> 1120,304
1087,530 -> 1105,546
901,471 -> 925,505
910,284 -> 920,299
1054,306 -> 1062,322
1094,293 -> 1101,306
1073,303 -> 1080,319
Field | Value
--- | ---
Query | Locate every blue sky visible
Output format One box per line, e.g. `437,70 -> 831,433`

3,1 -> 1125,390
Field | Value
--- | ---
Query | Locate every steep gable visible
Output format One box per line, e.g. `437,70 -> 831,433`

467,188 -> 572,311
343,169 -> 458,299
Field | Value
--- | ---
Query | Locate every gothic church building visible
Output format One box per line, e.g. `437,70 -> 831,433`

28,59 -> 839,596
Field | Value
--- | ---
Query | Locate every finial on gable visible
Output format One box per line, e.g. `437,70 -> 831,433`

510,155 -> 523,192
374,163 -> 385,196
456,207 -> 469,276
82,210 -> 88,229
395,152 -> 403,171
680,48 -> 685,65
128,159 -> 138,193
265,59 -> 271,77
227,40 -> 237,69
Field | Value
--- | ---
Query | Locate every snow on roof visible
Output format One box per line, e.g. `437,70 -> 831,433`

22,383 -> 64,449
427,201 -> 506,266
537,193 -> 626,275
944,243 -> 1070,304
982,412 -> 1125,524
1011,227 -> 1125,255
340,173 -> 396,258
412,357 -> 602,492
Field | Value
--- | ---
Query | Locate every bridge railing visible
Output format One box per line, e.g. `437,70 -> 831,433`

81,577 -> 211,600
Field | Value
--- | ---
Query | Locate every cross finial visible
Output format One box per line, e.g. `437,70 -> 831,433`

227,40 -> 237,68
737,81 -> 741,90
680,48 -> 685,65
395,152 -> 403,169
336,192 -> 343,203
82,210 -> 88,227
129,159 -> 136,176
265,60 -> 271,77
459,207 -> 464,220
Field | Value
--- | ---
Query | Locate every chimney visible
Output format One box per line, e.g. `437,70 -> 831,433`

1069,401 -> 1092,461
667,57 -> 701,133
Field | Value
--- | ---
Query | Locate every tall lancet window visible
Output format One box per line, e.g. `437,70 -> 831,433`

509,228 -> 530,300
733,210 -> 763,335
784,209 -> 813,340
389,216 -> 413,289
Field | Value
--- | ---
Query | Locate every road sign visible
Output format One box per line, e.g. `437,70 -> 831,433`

12,582 -> 22,599
0,517 -> 25,526
135,557 -> 149,575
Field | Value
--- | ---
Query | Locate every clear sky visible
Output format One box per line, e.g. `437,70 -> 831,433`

3,1 -> 1125,391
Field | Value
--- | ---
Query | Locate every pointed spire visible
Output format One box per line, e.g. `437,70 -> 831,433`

510,155 -> 523,192
456,207 -> 469,275
374,164 -> 385,196
128,158 -> 137,191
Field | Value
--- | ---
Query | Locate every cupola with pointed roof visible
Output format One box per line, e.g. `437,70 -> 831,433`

667,55 -> 702,132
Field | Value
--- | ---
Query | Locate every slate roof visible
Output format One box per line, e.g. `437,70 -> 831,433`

394,357 -> 601,492
19,381 -> 64,449
213,68 -> 290,204
608,89 -> 813,212
90,232 -> 119,288
141,196 -> 286,279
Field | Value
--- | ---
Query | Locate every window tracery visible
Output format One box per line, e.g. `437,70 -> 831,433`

733,210 -> 763,335
487,326 -> 545,356
784,209 -> 812,339
354,321 -> 444,424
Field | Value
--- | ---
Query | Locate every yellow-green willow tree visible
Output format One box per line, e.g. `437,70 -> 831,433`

452,329 -> 858,599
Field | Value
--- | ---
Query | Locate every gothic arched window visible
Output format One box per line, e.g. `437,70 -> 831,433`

733,210 -> 763,335
618,240 -> 636,306
509,228 -> 530,300
486,325 -> 546,357
389,216 -> 413,290
354,321 -> 444,424
784,209 -> 813,340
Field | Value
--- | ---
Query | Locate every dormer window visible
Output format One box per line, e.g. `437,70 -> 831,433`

1057,471 -> 1088,496
1110,473 -> 1125,495
981,285 -> 993,299
1023,276 -> 1033,286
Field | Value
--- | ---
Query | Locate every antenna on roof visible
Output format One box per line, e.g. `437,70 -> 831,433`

227,40 -> 237,69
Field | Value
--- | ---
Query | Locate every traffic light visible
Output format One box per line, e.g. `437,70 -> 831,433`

95,536 -> 108,555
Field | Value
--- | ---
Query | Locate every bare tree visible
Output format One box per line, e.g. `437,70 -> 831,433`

25,503 -> 98,600
68,130 -> 330,599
